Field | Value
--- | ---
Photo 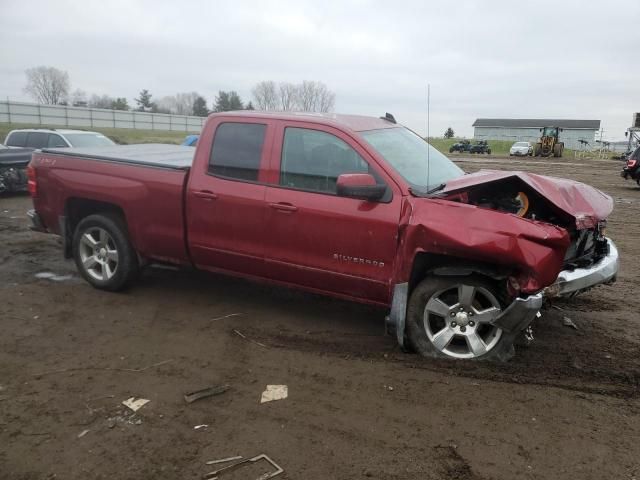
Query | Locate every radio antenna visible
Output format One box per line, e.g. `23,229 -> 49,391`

426,83 -> 431,188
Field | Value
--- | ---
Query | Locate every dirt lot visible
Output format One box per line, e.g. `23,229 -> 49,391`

1,154 -> 639,480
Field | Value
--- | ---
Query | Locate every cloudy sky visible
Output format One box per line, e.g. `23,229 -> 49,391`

1,0 -> 638,139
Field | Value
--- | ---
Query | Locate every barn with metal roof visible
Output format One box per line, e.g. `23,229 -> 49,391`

472,118 -> 601,150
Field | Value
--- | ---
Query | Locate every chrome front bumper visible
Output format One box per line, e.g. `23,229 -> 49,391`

546,238 -> 619,298
492,293 -> 543,333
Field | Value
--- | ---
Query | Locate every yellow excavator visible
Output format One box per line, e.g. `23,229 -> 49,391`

534,126 -> 564,157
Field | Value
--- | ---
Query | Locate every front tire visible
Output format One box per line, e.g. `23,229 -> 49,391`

72,213 -> 139,291
406,275 -> 515,361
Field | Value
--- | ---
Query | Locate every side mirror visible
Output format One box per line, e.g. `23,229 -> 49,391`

336,173 -> 386,201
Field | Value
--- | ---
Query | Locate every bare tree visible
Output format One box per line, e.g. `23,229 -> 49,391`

251,80 -> 336,112
89,94 -> 116,109
316,83 -> 336,113
157,92 -> 200,115
279,82 -> 298,111
23,66 -> 70,104
252,81 -> 278,110
297,80 -> 317,112
296,80 -> 334,112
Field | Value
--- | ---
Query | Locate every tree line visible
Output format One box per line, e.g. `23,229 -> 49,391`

22,66 -> 336,117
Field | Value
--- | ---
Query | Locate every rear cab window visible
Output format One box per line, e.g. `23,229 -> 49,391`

208,123 -> 266,182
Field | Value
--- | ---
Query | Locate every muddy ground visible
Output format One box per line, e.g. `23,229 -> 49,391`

1,154 -> 639,480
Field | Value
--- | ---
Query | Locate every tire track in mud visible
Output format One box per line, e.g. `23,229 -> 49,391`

247,322 -> 640,399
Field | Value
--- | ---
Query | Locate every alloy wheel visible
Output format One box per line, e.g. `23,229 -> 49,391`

423,284 -> 503,359
78,227 -> 119,281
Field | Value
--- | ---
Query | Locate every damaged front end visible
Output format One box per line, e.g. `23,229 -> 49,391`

438,170 -> 617,297
387,170 -> 618,356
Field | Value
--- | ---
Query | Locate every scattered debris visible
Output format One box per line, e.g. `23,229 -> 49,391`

33,359 -> 173,377
35,272 -> 73,282
551,305 -> 564,311
194,424 -> 209,430
86,394 -> 115,402
233,329 -> 267,348
106,410 -> 142,427
205,456 -> 243,465
204,454 -> 283,479
211,313 -> 244,322
562,316 -> 579,330
77,429 -> 90,438
260,385 -> 288,404
523,325 -> 535,344
122,397 -> 150,412
184,384 -> 229,404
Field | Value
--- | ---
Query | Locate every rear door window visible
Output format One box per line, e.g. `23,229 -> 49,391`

25,132 -> 49,149
6,131 -> 28,147
208,123 -> 266,182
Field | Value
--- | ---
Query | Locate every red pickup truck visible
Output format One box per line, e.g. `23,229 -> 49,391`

27,111 -> 619,361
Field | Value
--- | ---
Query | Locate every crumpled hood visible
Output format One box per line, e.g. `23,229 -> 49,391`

441,170 -> 613,229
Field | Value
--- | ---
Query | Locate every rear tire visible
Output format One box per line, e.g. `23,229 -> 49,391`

72,213 -> 139,291
406,275 -> 515,361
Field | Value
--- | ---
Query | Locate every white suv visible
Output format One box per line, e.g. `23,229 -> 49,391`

4,129 -> 115,149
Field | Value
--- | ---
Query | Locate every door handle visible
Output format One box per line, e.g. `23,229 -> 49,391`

193,190 -> 218,200
269,202 -> 297,212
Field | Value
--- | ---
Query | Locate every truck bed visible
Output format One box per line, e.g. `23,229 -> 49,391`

41,143 -> 194,170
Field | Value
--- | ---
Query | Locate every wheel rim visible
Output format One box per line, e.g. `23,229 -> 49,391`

78,227 -> 119,281
423,284 -> 503,359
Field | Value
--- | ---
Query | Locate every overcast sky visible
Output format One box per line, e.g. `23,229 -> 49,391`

1,0 -> 638,139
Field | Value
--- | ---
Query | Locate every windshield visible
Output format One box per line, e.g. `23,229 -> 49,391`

361,127 -> 464,191
542,127 -> 558,136
64,133 -> 115,148
514,142 -> 528,147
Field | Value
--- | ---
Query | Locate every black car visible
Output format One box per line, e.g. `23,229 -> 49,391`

0,144 -> 34,193
621,146 -> 640,186
449,140 -> 472,153
469,140 -> 492,155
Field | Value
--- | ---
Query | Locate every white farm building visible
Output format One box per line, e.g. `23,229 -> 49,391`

473,118 -> 601,150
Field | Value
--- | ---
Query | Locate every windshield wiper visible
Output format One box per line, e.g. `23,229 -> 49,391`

411,183 -> 447,197
426,183 -> 446,195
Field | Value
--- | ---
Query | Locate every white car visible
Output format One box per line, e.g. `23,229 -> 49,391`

509,141 -> 533,156
4,128 -> 115,149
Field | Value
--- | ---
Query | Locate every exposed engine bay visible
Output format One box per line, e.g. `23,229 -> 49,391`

438,172 -> 612,271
